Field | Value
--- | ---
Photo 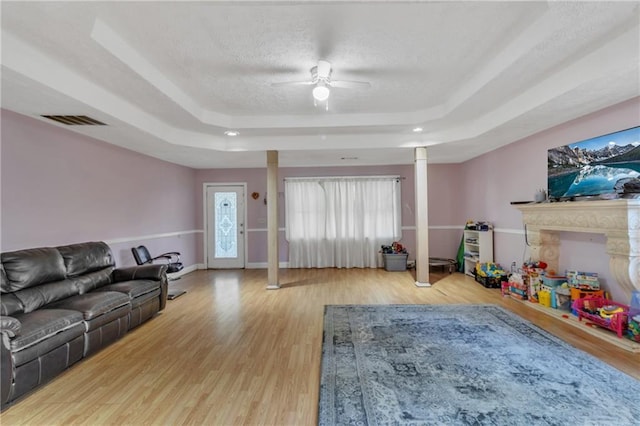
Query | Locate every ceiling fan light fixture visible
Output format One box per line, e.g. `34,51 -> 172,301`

312,83 -> 330,102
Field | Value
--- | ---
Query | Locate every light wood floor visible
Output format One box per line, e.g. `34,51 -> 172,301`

2,269 -> 639,425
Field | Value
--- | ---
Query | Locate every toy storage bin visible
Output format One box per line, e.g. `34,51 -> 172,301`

474,274 -> 506,289
383,253 -> 408,271
573,297 -> 629,338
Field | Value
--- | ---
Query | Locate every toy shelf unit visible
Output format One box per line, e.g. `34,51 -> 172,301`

463,229 -> 494,277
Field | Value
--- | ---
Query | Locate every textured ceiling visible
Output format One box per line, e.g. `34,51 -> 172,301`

1,1 -> 639,168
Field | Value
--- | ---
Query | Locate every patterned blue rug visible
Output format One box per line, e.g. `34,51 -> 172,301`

319,304 -> 640,425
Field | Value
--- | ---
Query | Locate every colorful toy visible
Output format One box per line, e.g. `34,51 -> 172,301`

380,242 -> 407,254
522,260 -> 547,272
508,273 -> 528,300
475,262 -> 506,278
599,305 -> 624,319
566,270 -> 600,290
627,315 -> 640,342
474,262 -> 506,288
574,297 -> 630,338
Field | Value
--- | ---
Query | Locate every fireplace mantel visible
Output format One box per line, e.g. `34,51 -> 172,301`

514,199 -> 640,300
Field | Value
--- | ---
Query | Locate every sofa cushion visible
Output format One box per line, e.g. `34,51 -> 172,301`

13,279 -> 79,314
1,293 -> 24,316
96,280 -> 161,308
69,268 -> 114,294
96,279 -> 159,300
57,242 -> 115,277
11,309 -> 84,352
11,310 -> 86,368
45,291 -> 130,321
1,248 -> 66,292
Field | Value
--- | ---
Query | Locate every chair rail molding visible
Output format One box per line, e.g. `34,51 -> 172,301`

514,199 -> 639,300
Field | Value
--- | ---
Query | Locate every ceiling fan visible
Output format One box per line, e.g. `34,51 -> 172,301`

271,60 -> 370,106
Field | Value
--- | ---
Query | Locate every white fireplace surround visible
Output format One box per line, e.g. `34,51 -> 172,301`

514,199 -> 639,300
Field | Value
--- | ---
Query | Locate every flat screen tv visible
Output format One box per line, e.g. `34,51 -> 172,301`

547,126 -> 640,200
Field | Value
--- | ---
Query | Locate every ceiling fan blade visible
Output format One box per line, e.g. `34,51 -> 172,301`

270,81 -> 314,87
317,60 -> 332,79
329,80 -> 371,89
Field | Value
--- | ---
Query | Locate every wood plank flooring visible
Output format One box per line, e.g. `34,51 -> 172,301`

2,269 -> 638,425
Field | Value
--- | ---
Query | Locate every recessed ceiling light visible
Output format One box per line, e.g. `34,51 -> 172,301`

413,127 -> 423,133
224,130 -> 239,136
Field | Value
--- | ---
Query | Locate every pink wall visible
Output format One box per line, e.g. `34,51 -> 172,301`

4,95 -> 636,292
0,110 -> 462,271
1,109 -> 199,267
195,162 -> 465,264
425,163 -> 466,259
460,97 -> 640,301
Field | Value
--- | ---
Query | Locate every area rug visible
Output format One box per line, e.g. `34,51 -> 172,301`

319,304 -> 640,425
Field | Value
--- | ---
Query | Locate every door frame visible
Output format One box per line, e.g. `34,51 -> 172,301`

203,182 -> 248,269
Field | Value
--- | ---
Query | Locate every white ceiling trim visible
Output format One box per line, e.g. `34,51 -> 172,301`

91,18 -> 227,128
443,6 -> 552,117
430,23 -> 640,142
1,1 -> 638,168
3,13 -> 638,158
1,27 -> 444,152
87,11 -> 569,135
1,29 -> 230,151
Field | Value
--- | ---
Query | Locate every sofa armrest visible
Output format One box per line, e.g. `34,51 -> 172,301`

1,328 -> 13,407
112,265 -> 169,310
1,316 -> 21,338
112,264 -> 168,282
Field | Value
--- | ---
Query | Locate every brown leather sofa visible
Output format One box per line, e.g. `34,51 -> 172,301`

0,241 -> 168,409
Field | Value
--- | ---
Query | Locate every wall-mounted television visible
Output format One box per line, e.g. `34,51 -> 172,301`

547,126 -> 640,201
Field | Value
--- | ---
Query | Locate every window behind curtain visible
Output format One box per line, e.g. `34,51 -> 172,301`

285,176 -> 402,268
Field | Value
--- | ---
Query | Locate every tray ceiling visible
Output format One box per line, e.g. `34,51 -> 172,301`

1,1 -> 639,168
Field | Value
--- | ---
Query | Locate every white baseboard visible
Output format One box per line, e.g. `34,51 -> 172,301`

246,262 -> 290,269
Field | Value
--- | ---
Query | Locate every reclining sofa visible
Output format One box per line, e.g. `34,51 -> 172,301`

0,241 -> 168,408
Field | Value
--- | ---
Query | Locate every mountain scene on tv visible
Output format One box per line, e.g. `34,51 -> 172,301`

547,126 -> 640,199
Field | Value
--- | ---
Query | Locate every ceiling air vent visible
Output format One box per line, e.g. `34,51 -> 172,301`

41,115 -> 106,126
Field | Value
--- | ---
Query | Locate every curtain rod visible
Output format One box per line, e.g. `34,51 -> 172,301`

284,175 -> 404,182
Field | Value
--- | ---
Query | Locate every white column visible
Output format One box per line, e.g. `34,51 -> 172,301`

414,147 -> 431,287
266,151 -> 280,289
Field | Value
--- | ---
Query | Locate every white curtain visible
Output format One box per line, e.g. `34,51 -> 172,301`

285,176 -> 402,268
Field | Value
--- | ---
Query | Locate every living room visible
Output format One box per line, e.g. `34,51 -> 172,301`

2,1 -> 639,424
3,99 -> 639,303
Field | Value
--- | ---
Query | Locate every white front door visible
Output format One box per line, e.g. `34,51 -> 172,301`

206,184 -> 246,268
